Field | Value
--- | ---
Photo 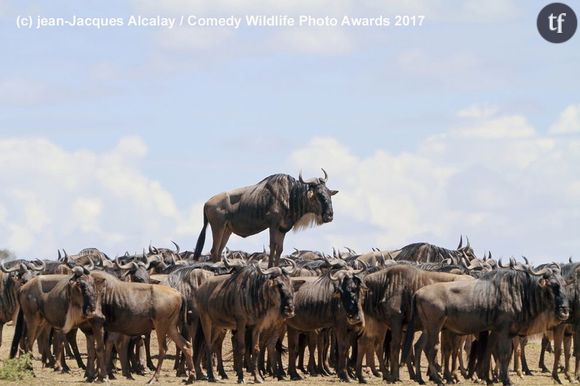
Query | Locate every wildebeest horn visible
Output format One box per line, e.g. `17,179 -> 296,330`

569,256 -> 573,264
84,256 -> 95,271
257,264 -> 282,277
299,170 -> 319,185
115,256 -> 134,270
457,235 -> 463,250
58,249 -> 63,262
528,266 -> 551,276
29,259 -> 46,272
321,168 -> 328,183
509,257 -> 516,268
465,236 -> 470,249
356,260 -> 368,271
498,258 -> 509,269
522,256 -> 529,266
329,269 -> 344,282
171,240 -> 180,254
72,266 -> 84,277
1,260 -> 19,273
281,258 -> 296,275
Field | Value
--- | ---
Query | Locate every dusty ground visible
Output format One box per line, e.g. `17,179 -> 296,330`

0,324 -> 565,385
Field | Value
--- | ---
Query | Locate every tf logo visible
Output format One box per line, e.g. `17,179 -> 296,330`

537,3 -> 577,43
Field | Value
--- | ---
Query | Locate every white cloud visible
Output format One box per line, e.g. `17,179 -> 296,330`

549,104 -> 580,135
0,136 -> 201,258
287,106 -> 580,261
457,103 -> 499,119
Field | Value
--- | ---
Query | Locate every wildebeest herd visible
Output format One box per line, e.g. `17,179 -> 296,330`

0,171 -> 577,386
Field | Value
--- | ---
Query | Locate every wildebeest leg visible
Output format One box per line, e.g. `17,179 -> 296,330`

306,332 -> 319,376
213,330 -> 228,379
512,336 -> 522,378
84,332 -> 97,382
142,333 -> 155,371
233,322 -> 248,384
539,333 -> 550,372
53,331 -> 69,372
564,332 -> 573,382
441,330 -> 453,384
356,330 -> 372,383
199,315 -> 217,383
389,320 -> 403,382
250,326 -> 265,383
287,327 -> 303,380
209,221 -> 230,262
336,330 -> 351,382
520,336 -> 532,376
297,333 -> 307,374
66,329 -> 86,370
494,331 -> 513,386
268,228 -> 285,268
552,324 -> 566,384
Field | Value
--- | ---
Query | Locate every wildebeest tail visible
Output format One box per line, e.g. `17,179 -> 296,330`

193,209 -> 209,259
401,295 -> 417,363
10,309 -> 25,359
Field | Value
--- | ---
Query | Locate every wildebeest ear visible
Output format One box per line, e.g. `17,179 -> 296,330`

330,190 -> 338,196
538,278 -> 548,288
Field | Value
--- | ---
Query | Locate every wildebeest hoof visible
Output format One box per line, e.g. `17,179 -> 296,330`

541,366 -> 550,373
237,378 -> 245,384
358,376 -> 368,384
290,374 -> 303,381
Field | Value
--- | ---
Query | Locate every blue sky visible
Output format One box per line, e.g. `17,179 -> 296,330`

1,1 -> 579,262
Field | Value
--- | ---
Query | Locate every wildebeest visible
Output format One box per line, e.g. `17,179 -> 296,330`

402,262 -> 570,386
287,267 -> 366,382
0,260 -> 45,347
88,271 -> 196,384
193,170 -> 338,267
356,264 -> 472,383
394,236 -> 476,263
196,263 -> 295,383
11,268 -> 106,380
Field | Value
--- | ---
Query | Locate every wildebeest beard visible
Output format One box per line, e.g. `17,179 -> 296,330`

288,180 -> 331,231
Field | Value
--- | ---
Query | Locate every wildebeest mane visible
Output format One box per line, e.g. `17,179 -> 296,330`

220,264 -> 282,318
394,242 -> 467,263
294,271 -> 340,317
0,273 -> 19,322
474,269 -> 554,323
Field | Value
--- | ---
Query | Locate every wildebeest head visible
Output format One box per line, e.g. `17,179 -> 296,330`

64,267 -> 102,332
330,268 -> 367,326
456,235 -> 476,260
506,260 -> 570,321
116,255 -> 150,283
299,168 -> 338,224
257,262 -> 296,318
1,259 -> 44,285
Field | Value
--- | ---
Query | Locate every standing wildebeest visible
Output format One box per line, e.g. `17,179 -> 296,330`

0,260 -> 45,347
87,271 -> 196,384
196,263 -> 295,383
287,268 -> 366,382
193,170 -> 338,267
394,236 -> 476,263
402,263 -> 570,386
356,264 -> 472,384
11,268 -> 107,380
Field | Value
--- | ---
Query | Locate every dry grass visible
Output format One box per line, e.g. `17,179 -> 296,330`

0,324 -> 565,385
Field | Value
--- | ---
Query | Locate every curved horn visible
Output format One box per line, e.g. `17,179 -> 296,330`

509,256 -> 516,268
281,258 -> 297,275
298,170 -> 318,185
57,249 -> 63,262
1,261 -> 19,273
356,260 -> 368,271
115,256 -> 134,270
29,259 -> 46,272
321,168 -> 328,183
529,266 -> 551,276
498,258 -> 509,269
72,266 -> 84,277
457,235 -> 463,250
569,256 -> 573,264
148,244 -> 155,255
329,269 -> 344,282
522,256 -> 529,266
171,240 -> 180,254
466,236 -> 471,249
256,264 -> 281,276
84,256 -> 95,271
